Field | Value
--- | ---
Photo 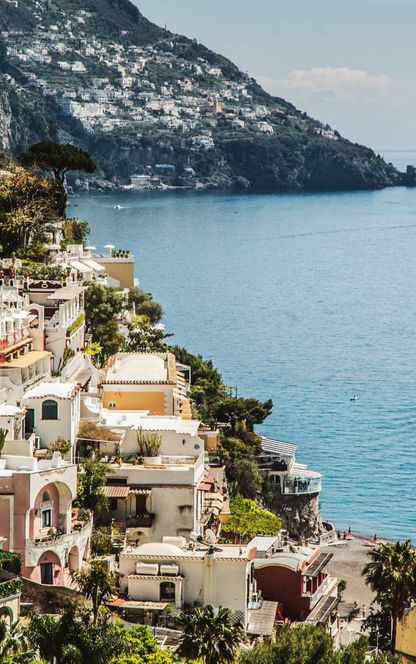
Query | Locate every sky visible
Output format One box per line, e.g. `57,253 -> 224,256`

136,0 -> 416,151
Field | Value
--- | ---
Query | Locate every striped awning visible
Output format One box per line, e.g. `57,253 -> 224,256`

102,485 -> 129,498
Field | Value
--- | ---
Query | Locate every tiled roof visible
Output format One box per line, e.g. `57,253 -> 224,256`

102,485 -> 130,498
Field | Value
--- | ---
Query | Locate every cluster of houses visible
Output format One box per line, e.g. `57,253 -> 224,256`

0,240 -> 342,642
1,3 -> 298,148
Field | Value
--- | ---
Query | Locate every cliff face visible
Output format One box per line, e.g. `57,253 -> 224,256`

271,492 -> 323,540
0,0 -> 403,192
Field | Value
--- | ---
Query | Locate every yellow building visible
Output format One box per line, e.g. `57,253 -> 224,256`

396,606 -> 416,662
101,352 -> 192,419
95,255 -> 135,289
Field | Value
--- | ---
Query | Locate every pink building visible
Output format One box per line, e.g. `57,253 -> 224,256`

0,453 -> 92,586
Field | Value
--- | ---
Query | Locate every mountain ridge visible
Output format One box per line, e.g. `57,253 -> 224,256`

0,0 -> 404,191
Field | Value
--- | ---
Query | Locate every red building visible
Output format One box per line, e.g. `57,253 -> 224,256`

254,545 -> 339,638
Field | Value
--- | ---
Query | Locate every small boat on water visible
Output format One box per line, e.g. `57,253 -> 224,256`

350,395 -> 358,401
114,204 -> 123,210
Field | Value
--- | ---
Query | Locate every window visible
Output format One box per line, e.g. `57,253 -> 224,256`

42,399 -> 58,420
160,581 -> 175,601
25,408 -> 35,434
42,491 -> 50,503
109,498 -> 117,511
41,508 -> 52,528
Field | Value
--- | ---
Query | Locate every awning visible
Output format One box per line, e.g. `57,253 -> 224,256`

81,258 -> 105,272
70,260 -> 91,273
119,601 -> 168,611
129,488 -> 152,495
302,552 -> 333,577
306,595 -> 339,625
102,486 -> 129,498
247,600 -> 278,636
1,337 -> 32,356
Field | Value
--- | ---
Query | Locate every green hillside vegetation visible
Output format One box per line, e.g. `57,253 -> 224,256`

0,0 -> 402,192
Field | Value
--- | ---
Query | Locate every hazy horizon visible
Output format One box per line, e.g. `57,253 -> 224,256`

136,1 -> 416,152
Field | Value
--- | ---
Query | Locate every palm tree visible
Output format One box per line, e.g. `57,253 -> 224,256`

176,604 -> 244,664
362,539 -> 416,653
72,560 -> 118,624
0,618 -> 35,662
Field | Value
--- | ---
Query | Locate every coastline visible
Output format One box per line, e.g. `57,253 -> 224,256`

321,530 -> 394,612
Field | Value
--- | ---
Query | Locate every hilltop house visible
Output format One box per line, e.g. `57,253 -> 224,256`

24,382 -> 81,462
257,437 -> 323,539
118,538 -> 278,635
100,352 -> 192,419
0,451 -> 92,586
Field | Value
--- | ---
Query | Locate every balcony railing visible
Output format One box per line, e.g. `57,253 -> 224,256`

305,576 -> 337,607
127,513 -> 153,528
31,517 -> 92,547
283,476 -> 322,495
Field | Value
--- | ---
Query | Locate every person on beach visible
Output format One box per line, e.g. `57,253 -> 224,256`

348,526 -> 352,536
373,534 -> 378,543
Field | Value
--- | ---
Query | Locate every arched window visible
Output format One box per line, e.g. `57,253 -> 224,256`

42,491 -> 50,503
160,581 -> 175,601
42,399 -> 58,420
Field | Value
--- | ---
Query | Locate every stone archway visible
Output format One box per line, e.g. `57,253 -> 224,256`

68,546 -> 80,572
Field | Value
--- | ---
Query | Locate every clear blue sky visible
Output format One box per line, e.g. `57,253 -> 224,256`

135,0 -> 416,150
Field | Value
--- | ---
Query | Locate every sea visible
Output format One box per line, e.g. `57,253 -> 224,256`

68,149 -> 416,542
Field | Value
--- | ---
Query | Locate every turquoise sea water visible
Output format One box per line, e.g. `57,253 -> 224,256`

68,151 -> 416,541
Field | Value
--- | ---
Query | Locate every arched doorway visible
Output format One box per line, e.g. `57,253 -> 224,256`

68,546 -> 80,572
38,550 -> 61,585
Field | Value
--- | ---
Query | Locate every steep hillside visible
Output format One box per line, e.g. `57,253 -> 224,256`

0,0 -> 402,191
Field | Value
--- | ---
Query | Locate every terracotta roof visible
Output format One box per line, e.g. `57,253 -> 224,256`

102,485 -> 130,498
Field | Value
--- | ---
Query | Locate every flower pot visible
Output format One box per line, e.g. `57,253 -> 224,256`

143,455 -> 162,466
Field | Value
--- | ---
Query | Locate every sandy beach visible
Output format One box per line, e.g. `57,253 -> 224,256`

321,535 -> 377,612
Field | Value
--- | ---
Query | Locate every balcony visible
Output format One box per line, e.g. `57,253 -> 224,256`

127,513 -> 153,528
283,476 -> 322,495
31,516 -> 93,548
305,576 -> 338,608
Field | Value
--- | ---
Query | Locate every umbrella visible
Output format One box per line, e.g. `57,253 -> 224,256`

104,244 -> 115,250
85,245 -> 96,251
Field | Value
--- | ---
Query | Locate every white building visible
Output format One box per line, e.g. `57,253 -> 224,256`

24,382 -> 81,462
119,538 -> 259,629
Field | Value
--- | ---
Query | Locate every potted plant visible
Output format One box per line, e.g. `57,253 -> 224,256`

136,429 -> 161,465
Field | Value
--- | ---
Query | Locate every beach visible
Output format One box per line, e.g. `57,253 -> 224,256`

322,536 -> 377,612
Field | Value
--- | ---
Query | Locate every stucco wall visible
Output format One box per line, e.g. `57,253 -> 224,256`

150,486 -> 197,541
102,389 -> 167,414
396,606 -> 416,661
255,564 -> 310,620
96,260 -> 135,289
24,392 -> 80,450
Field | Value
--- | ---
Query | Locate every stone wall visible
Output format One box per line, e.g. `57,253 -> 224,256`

21,577 -> 89,614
